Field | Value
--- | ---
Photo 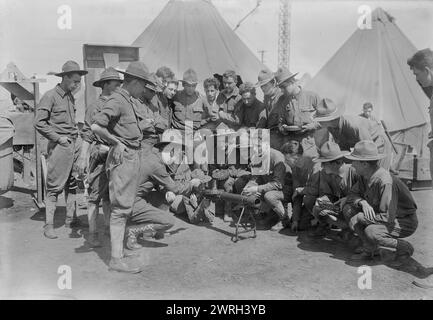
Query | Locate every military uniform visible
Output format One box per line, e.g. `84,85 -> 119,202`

34,84 -> 82,224
215,87 -> 243,130
93,87 -> 143,259
171,90 -> 209,131
257,88 -> 287,151
238,98 -> 265,128
324,115 -> 393,169
345,167 -> 418,256
277,88 -> 321,158
81,95 -> 110,205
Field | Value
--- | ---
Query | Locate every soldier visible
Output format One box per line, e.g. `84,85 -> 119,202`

281,140 -> 320,232
202,77 -> 220,131
125,140 -> 203,250
274,67 -> 320,158
359,102 -> 381,125
314,98 -> 393,170
242,139 -> 291,231
309,142 -> 359,239
407,48 -> 433,289
171,68 -> 209,131
154,66 -> 178,129
255,69 -> 287,150
34,60 -> 88,239
212,70 -> 243,130
237,82 -> 265,128
91,61 -> 155,273
78,67 -> 122,247
344,141 -> 418,264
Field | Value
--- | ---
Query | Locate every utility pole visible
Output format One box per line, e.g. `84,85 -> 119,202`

278,0 -> 291,69
258,50 -> 266,64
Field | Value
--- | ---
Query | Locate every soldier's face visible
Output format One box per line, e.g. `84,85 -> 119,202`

184,83 -> 197,96
241,92 -> 255,106
351,160 -> 365,175
322,159 -> 343,175
104,80 -> 121,94
411,66 -> 433,87
164,82 -> 178,99
260,81 -> 274,96
223,76 -> 236,93
205,85 -> 218,102
362,107 -> 372,118
281,80 -> 297,96
63,73 -> 82,93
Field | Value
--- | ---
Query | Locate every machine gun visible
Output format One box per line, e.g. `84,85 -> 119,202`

202,189 -> 261,242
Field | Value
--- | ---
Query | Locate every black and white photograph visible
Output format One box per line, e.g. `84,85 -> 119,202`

0,0 -> 433,302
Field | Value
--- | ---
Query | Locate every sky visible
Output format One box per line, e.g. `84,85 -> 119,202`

1,0 -> 433,93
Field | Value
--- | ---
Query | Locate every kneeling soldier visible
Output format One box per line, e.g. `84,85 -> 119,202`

344,141 -> 418,263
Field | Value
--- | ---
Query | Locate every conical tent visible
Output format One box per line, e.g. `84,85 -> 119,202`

132,0 -> 267,85
306,7 -> 430,155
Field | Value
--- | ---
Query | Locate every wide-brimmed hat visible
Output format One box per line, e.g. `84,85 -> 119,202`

92,67 -> 122,88
55,61 -> 88,77
344,140 -> 386,161
182,68 -> 198,85
255,69 -> 275,87
315,141 -> 349,163
314,98 -> 342,122
144,73 -> 163,93
274,67 -> 298,86
117,61 -> 155,85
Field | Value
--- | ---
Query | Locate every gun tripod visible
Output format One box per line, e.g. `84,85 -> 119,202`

231,205 -> 258,242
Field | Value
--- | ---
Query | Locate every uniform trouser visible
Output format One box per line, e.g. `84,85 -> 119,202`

129,197 -> 175,234
106,147 -> 142,259
223,175 -> 250,215
345,204 -> 418,252
45,138 -> 81,225
87,144 -> 109,204
263,190 -> 286,220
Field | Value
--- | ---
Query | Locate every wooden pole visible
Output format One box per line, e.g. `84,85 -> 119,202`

33,81 -> 44,207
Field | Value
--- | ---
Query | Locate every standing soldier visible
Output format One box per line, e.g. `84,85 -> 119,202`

274,67 -> 320,158
78,67 -> 122,247
256,69 -> 287,150
237,82 -> 265,128
407,48 -> 433,289
314,98 -> 393,170
34,61 -> 88,239
212,70 -> 243,130
91,61 -> 155,273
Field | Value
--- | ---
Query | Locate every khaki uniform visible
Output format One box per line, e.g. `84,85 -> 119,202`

215,87 -> 243,130
93,87 -> 143,258
345,168 -> 418,253
34,85 -> 81,201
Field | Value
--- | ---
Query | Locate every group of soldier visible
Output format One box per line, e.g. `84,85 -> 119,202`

33,48 -> 432,282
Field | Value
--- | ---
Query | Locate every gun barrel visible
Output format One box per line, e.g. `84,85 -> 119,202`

203,190 -> 261,207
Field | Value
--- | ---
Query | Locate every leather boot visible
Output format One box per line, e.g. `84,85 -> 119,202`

126,224 -> 157,250
88,232 -> 102,248
110,222 -> 126,261
44,224 -> 58,239
387,240 -> 414,267
65,191 -> 80,228
87,203 -> 99,234
44,198 -> 57,239
108,257 -> 142,274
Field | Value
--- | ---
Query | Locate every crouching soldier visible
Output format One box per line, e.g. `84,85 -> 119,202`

344,141 -> 418,264
242,139 -> 291,231
281,139 -> 320,232
78,67 -> 122,247
125,140 -> 203,250
34,61 -> 88,239
309,142 -> 359,239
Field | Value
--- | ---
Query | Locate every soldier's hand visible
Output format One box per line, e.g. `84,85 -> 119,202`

243,185 -> 258,196
301,122 -> 316,132
360,200 -> 375,221
113,142 -> 126,164
58,136 -> 71,147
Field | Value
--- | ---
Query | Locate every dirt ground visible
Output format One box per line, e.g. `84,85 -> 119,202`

1,174 -> 433,300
